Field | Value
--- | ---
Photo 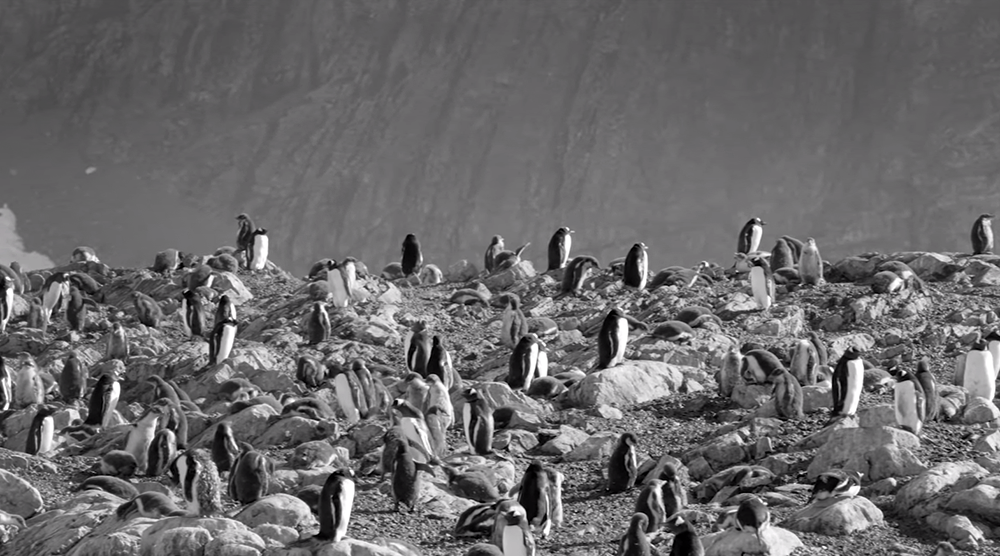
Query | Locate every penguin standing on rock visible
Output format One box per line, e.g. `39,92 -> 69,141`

248,228 -> 269,271
84,373 -> 120,429
607,432 -> 639,493
106,322 -> 129,361
558,255 -> 600,297
622,242 -> 648,289
181,289 -> 207,338
963,340 -> 995,401
209,317 -> 238,366
0,356 -> 12,411
747,255 -> 775,311
0,274 -> 13,334
665,514 -> 704,556
799,238 -> 824,286
832,347 -> 865,418
484,236 -> 505,274
517,461 -> 552,538
328,258 -> 358,308
215,294 -> 236,324
972,214 -> 994,255
633,480 -> 667,533
404,321 -> 432,377
547,227 -> 573,271
401,234 -> 423,277
211,422 -> 241,475
500,295 -> 529,349
915,357 -> 939,422
131,292 -> 162,328
597,307 -> 638,370
771,367 -> 805,420
737,217 -> 765,254
147,428 -> 177,477
735,495 -> 770,551
26,404 -> 57,455
770,238 -> 794,272
492,500 -> 536,556
14,356 -> 45,408
508,333 -> 546,392
717,348 -> 741,398
40,272 -> 69,325
391,442 -> 420,513
315,468 -> 355,542
59,352 -> 87,405
236,213 -> 257,269
228,442 -> 273,505
618,513 -> 653,556
893,365 -> 926,436
308,301 -> 331,345
462,388 -> 494,456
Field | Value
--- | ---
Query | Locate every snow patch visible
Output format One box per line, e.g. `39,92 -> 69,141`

0,204 -> 55,271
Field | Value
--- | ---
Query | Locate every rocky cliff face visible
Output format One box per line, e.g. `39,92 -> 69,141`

2,0 -> 999,272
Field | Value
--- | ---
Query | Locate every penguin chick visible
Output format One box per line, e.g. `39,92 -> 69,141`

443,465 -> 501,503
101,450 -> 138,478
391,443 -> 420,513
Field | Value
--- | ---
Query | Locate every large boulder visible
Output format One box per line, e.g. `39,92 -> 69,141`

563,361 -> 686,407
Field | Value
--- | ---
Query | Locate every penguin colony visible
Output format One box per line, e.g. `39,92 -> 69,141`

0,212 -> 988,556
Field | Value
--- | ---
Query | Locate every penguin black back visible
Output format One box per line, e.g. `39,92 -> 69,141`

915,357 -> 939,422
547,227 -> 572,271
516,460 -> 550,532
607,432 -> 639,493
316,468 -> 355,542
972,213 -> 994,255
183,289 -> 207,338
391,443 -> 419,513
666,514 -> 704,556
401,234 -> 423,277
737,217 -> 765,254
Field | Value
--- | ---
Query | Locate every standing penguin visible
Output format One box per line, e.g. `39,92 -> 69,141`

40,272 -> 69,325
508,333 -> 545,392
462,388 -> 494,455
84,373 -> 120,428
169,449 -> 223,517
147,428 -> 177,477
308,301 -> 331,345
735,496 -> 770,551
391,442 -> 419,513
404,321 -> 432,377
425,335 -> 455,390
211,422 -> 241,475
517,461 -> 552,538
597,307 -> 630,369
209,317 -> 238,366
769,238 -> 794,272
131,291 -> 162,328
14,357 -> 45,408
717,348 -> 741,398
249,228 -> 269,271
559,255 -> 600,297
59,352 -> 87,406
547,227 -> 573,271
985,329 -> 1000,377
390,399 -> 435,463
771,368 -> 805,420
634,480 -> 668,533
893,366 -> 926,436
65,285 -> 91,332
315,468 -> 355,542
182,289 -> 207,338
665,514 -> 704,556
401,234 -> 423,277
332,365 -> 364,425
0,274 -> 13,334
799,238 -> 824,286
963,340 -> 995,401
737,217 -> 766,254
972,214 -> 994,255
492,500 -> 536,556
424,375 -> 453,458
236,213 -> 257,269
228,442 -> 273,505
296,356 -> 326,389
789,338 -> 819,386
328,257 -> 358,308
352,359 -> 382,416
607,432 -> 639,493
618,513 -> 653,556
124,406 -> 163,475
832,347 -> 865,418
0,356 -> 12,411
747,255 -> 775,311
622,242 -> 649,290
215,294 -> 237,324
915,357 -> 939,422
26,405 -> 57,455
500,294 -> 529,349
106,322 -> 129,361
484,236 -> 505,274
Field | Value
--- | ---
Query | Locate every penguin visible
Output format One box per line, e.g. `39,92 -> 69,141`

315,468 -> 355,541
650,321 -> 695,343
544,466 -> 565,529
26,297 -> 43,329
401,234 -> 423,277
59,352 -> 87,405
618,513 -> 653,556
116,491 -> 186,520
65,285 -> 91,332
737,217 -> 765,254
106,322 -> 129,361
404,321 -> 432,377
0,264 -> 22,296
418,264 -> 444,285
248,228 -> 269,270
70,246 -> 100,263
559,255 -> 600,297
547,227 -> 573,271
597,307 -> 630,369
608,432 -> 640,493
296,355 -> 327,389
76,475 -> 139,499
771,368 -> 805,420
328,257 -> 358,308
131,291 -> 162,328
425,335 -> 455,390
517,461 -> 552,538
789,338 -> 819,386
8,261 -> 27,294
893,365 -> 926,436
211,422 -> 241,475
236,213 -> 257,269
332,364 -> 364,425
493,500 -> 536,556
717,348 -> 741,399
308,301 -> 331,345
39,272 -> 69,327
169,449 -> 223,517
464,544 -> 504,556
972,213 -> 994,255
747,255 -> 775,311
229,442 -> 273,504
832,347 -> 866,418
740,349 -> 784,384
509,333 -> 543,392
425,373 -> 454,429
455,500 -> 503,538
209,317 -> 238,366
152,395 -> 189,450
500,294 -> 529,349
622,242 -> 649,289
124,405 -> 163,474
494,242 -> 531,270
147,428 -> 177,477
391,442 -> 420,513
404,373 -> 430,414
152,248 -> 180,275
770,238 -> 794,272
14,358 -> 45,408
26,404 -> 57,455
101,450 -> 138,478
809,469 -> 863,502
215,293 -> 237,324
182,289 -> 207,338
390,398 -> 435,463
351,359 -> 382,417
963,340 -> 995,402
67,271 -> 100,295
0,356 -> 11,411
809,331 -> 828,368
484,236 -> 505,274
735,495 -> 770,551
665,514 -> 704,556
0,274 -> 12,334
799,237 -> 823,286
84,373 -> 120,428
985,329 -> 1000,377
915,357 -> 939,422
462,388 -> 494,455
633,479 -> 667,533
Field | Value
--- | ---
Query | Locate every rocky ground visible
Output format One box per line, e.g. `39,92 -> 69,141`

3,248 -> 1000,555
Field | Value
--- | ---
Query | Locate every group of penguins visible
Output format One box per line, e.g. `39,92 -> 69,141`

0,211 -> 991,556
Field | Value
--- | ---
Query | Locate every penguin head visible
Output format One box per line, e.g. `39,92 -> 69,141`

236,213 -> 249,224
806,237 -> 817,246
560,227 -> 573,235
331,467 -> 355,481
843,347 -> 863,360
462,388 -> 483,403
751,217 -> 766,226
491,235 -> 504,245
607,307 -> 625,319
985,329 -> 1000,343
981,214 -> 995,221
619,432 -> 638,448
972,339 -> 989,351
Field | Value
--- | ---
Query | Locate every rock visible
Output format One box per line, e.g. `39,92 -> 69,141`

782,496 -> 884,535
589,405 -> 623,420
492,430 -> 539,454
355,316 -> 400,346
0,468 -> 44,518
895,461 -> 989,519
139,517 -> 262,556
701,525 -> 803,556
564,430 -> 618,462
193,404 -> 280,448
538,426 -> 590,456
828,333 -> 876,363
264,538 -> 407,556
925,512 -> 986,551
234,494 -> 317,534
830,256 -> 880,282
212,272 -> 254,305
256,417 -> 322,448
253,524 -> 299,547
716,292 -> 758,321
446,260 -> 479,283
963,396 -> 1000,425
564,361 -> 685,408
731,383 -> 770,409
482,260 -> 536,291
966,260 -> 1000,287
850,296 -> 890,323
806,426 -> 923,481
3,490 -> 122,556
858,405 -> 896,428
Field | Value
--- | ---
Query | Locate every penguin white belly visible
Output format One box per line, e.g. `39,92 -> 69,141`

536,350 -> 548,380
749,226 -> 762,253
251,236 -> 268,270
613,317 -> 628,366
524,343 -> 539,389
179,299 -> 190,334
42,283 -> 61,318
334,374 -> 360,424
443,350 -> 454,390
403,330 -> 414,368
39,416 -> 54,454
462,404 -> 473,449
1,376 -> 11,411
103,382 -> 121,428
217,324 -> 236,362
0,286 -> 12,332
335,478 -> 355,541
563,235 -> 572,267
842,361 -> 864,416
501,311 -> 514,347
343,264 -> 357,297
329,272 -> 349,308
894,380 -> 921,435
750,267 -> 770,309
637,254 -> 648,290
400,418 -> 432,461
887,275 -> 903,293
502,526 -> 528,556
964,350 -> 996,401
989,340 -> 1000,378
